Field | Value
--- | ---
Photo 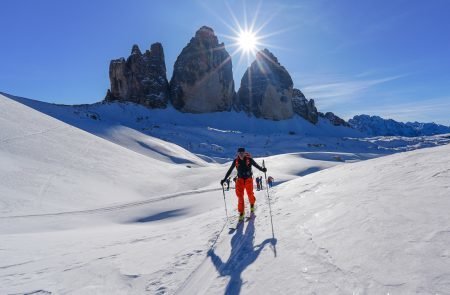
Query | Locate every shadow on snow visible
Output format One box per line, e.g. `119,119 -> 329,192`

207,218 -> 277,295
133,208 -> 187,223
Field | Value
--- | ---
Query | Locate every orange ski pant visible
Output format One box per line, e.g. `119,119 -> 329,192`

235,177 -> 255,214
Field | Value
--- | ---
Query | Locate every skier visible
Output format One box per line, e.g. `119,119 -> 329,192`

258,176 -> 263,191
221,147 -> 267,221
267,176 -> 274,188
255,177 -> 260,191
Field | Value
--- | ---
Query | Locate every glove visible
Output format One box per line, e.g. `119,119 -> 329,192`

220,179 -> 225,186
262,167 -> 267,173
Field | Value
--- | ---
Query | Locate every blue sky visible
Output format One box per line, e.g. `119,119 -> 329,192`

1,0 -> 449,125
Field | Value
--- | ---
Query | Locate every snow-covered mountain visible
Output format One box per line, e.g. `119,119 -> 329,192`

349,114 -> 450,137
3,92 -> 449,161
406,121 -> 450,136
1,92 -> 450,294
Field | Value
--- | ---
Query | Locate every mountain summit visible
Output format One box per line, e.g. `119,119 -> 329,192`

236,48 -> 294,120
169,26 -> 235,113
103,26 -> 334,125
105,43 -> 169,108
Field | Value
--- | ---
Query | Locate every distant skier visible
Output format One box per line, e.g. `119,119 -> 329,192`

267,176 -> 274,188
256,176 -> 263,191
221,147 -> 267,221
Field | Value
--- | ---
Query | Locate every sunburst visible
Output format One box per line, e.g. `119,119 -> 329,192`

237,30 -> 259,54
199,1 -> 292,67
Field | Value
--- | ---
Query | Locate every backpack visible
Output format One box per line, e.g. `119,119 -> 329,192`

235,152 -> 252,168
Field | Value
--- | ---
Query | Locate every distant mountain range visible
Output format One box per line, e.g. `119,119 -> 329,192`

349,114 -> 450,137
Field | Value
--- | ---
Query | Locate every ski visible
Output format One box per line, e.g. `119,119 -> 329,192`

228,213 -> 255,233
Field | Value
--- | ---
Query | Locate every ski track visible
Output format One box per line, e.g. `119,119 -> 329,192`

174,221 -> 249,295
37,136 -> 95,208
0,187 -> 222,219
0,126 -> 67,145
175,190 -> 272,295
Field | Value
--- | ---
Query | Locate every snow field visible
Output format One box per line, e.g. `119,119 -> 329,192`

1,93 -> 450,294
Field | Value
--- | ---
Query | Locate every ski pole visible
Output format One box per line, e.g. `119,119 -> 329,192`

263,160 -> 277,257
222,185 -> 229,220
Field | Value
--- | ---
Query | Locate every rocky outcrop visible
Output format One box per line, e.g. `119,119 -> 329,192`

102,26 -> 356,127
292,88 -> 318,124
169,26 -> 235,113
105,43 -> 169,108
320,112 -> 350,127
236,49 -> 294,120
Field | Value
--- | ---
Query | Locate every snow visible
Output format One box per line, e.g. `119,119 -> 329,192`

1,92 -> 450,294
350,114 -> 450,137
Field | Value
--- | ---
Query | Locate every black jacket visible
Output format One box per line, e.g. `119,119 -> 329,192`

224,156 -> 264,180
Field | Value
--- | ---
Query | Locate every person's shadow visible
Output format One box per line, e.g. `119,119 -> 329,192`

207,217 -> 277,294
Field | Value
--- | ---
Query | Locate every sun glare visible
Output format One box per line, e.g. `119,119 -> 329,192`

211,1 -> 287,63
238,30 -> 258,53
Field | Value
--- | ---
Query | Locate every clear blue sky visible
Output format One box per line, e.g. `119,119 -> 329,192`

1,0 -> 449,125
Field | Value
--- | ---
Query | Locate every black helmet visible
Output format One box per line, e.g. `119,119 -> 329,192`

237,147 -> 245,152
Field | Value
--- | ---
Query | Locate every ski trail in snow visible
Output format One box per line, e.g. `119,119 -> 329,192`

175,221 -> 250,295
0,187 -> 222,218
38,136 -> 95,208
0,126 -> 67,144
175,189 -> 275,294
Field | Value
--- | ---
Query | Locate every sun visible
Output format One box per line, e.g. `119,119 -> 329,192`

237,30 -> 258,53
209,1 -> 289,63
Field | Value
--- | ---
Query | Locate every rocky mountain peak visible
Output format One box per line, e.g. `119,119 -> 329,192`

292,88 -> 318,124
102,27 -> 351,127
256,48 -> 279,65
105,43 -> 169,108
169,26 -> 234,113
189,26 -> 220,49
131,44 -> 142,55
235,49 -> 294,120
195,26 -> 215,38
320,112 -> 350,127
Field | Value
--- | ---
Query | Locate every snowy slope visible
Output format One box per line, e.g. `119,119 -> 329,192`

257,143 -> 450,294
1,92 -> 450,294
0,94 -> 218,218
173,144 -> 450,294
2,92 -> 367,161
4,92 -> 449,165
0,93 -> 362,293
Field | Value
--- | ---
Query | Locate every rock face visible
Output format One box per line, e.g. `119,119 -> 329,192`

169,26 -> 235,113
105,43 -> 169,108
236,49 -> 294,120
320,112 -> 350,127
101,26 -> 354,127
292,88 -> 318,124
